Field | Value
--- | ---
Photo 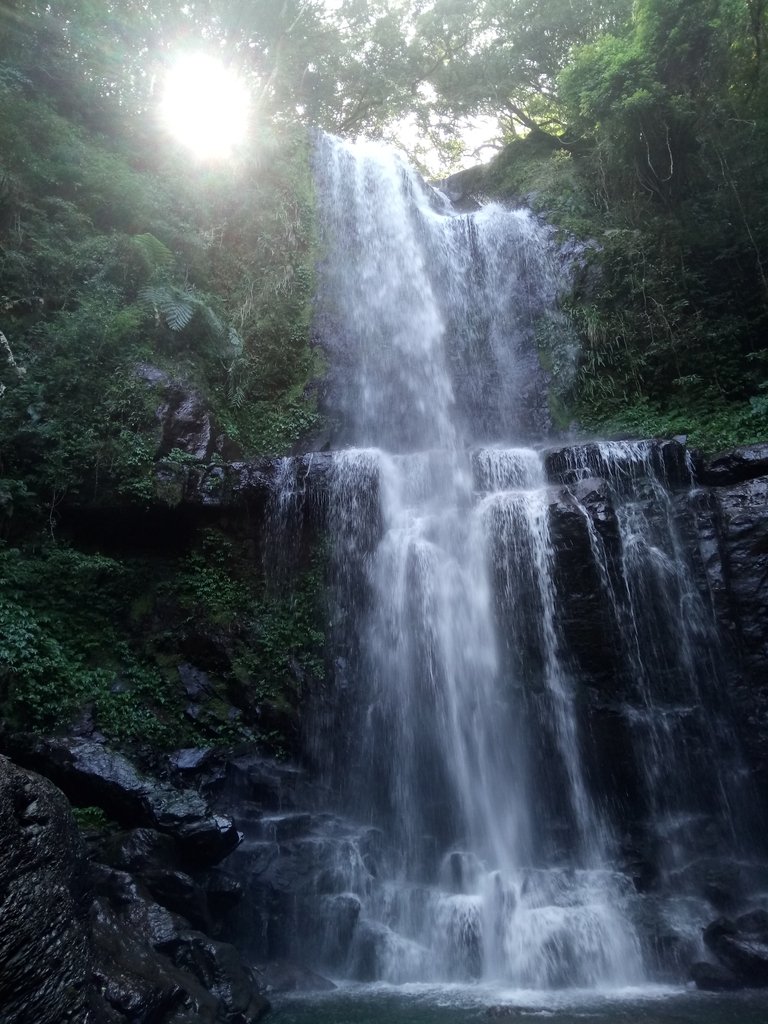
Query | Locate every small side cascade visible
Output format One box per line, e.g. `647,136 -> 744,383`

546,439 -> 767,966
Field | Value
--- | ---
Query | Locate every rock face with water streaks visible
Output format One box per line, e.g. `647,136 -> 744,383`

3,432 -> 768,1001
699,911 -> 768,987
703,453 -> 768,793
0,755 -> 93,1024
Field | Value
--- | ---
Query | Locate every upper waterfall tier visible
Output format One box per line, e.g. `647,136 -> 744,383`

313,133 -> 565,449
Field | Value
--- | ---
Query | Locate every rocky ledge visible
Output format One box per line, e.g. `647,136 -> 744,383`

0,748 -> 269,1024
691,911 -> 768,990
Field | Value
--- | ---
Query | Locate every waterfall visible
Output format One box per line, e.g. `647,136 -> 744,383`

238,134 -> 765,989
314,133 -> 557,448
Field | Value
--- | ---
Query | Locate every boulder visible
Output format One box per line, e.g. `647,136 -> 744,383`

91,871 -> 219,1023
140,869 -> 213,932
220,753 -> 307,810
690,960 -> 741,991
700,444 -> 768,486
5,736 -> 239,866
100,828 -> 179,873
703,912 -> 768,986
92,865 -> 269,1023
196,869 -> 243,919
135,363 -> 241,463
160,930 -> 269,1021
0,754 -> 94,1024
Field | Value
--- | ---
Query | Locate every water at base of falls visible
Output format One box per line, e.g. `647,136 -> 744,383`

237,134 -> 767,990
269,987 -> 768,1024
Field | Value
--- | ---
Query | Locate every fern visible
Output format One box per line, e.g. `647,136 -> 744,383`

202,305 -> 224,337
132,233 -> 174,273
139,285 -> 195,332
162,296 -> 195,332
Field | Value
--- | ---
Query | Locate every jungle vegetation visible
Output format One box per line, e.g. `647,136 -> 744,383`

0,0 -> 766,749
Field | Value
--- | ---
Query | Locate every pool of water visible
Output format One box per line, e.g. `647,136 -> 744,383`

271,984 -> 768,1024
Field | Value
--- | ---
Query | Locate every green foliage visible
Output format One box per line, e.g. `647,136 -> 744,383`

170,530 -> 327,745
71,805 -> 111,830
578,395 -> 768,454
458,0 -> 768,451
232,556 -> 327,710
3,0 -> 768,763
176,532 -> 251,626
0,542 -> 187,745
0,529 -> 327,755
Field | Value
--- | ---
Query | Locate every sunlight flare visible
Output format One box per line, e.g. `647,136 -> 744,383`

160,54 -> 250,159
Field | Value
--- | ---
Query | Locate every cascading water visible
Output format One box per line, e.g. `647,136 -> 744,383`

233,134 -> 766,990
310,133 -> 644,986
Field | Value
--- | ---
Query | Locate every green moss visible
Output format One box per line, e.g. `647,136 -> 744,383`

71,806 -> 112,830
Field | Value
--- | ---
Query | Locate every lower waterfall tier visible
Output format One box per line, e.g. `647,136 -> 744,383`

216,439 -> 768,987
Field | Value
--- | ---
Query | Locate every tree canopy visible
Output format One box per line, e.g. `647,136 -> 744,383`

1,0 -> 767,461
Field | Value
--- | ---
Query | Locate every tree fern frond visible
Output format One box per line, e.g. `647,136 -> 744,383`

203,306 -> 224,337
133,233 -> 174,271
160,296 -> 195,331
138,285 -> 165,307
139,285 -> 194,331
229,383 -> 247,408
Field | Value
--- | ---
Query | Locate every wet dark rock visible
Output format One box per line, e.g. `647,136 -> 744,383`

177,664 -> 215,701
91,872 -> 219,1023
253,959 -> 336,992
152,450 -> 338,514
221,753 -> 307,810
700,443 -> 768,486
703,912 -> 768,986
5,735 -> 239,866
140,869 -> 213,932
319,893 -> 362,963
702,863 -> 744,912
160,930 -> 270,1021
0,755 -> 93,1024
348,920 -> 389,982
100,828 -> 179,873
261,812 -> 315,842
690,960 -> 741,990
737,909 -> 768,931
169,746 -> 216,775
708,475 -> 768,793
92,864 -> 269,1022
197,869 -> 243,916
544,439 -> 691,489
570,474 -> 614,520
136,362 -> 242,463
548,490 -> 622,695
